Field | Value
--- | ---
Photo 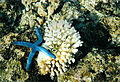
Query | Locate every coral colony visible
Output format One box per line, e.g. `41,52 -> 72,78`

13,26 -> 56,70
36,20 -> 83,79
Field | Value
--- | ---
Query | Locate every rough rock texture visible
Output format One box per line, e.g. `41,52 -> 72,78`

0,58 -> 29,81
57,48 -> 120,82
20,0 -> 60,29
79,0 -> 120,46
101,17 -> 120,46
0,33 -> 29,81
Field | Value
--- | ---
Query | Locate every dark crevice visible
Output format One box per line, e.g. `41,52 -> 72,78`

52,1 -> 65,15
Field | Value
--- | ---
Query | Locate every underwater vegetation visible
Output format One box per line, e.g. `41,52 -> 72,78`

0,0 -> 120,82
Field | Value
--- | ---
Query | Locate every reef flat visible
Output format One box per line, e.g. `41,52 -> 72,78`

0,0 -> 120,82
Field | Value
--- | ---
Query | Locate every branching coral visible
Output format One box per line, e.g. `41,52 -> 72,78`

36,20 -> 83,79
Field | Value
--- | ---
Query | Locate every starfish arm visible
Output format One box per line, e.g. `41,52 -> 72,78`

35,26 -> 43,44
26,49 -> 36,70
34,39 -> 42,45
13,41 -> 35,48
36,46 -> 56,59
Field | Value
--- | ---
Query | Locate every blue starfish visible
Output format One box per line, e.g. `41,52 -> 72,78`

13,26 -> 56,70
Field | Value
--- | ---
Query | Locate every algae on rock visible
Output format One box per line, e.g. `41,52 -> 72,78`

57,48 -> 120,82
101,17 -> 120,46
0,32 -> 29,81
20,0 -> 60,28
79,0 -> 120,17
0,58 -> 29,81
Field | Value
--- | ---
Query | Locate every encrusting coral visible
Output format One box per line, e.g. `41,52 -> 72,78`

36,20 -> 83,79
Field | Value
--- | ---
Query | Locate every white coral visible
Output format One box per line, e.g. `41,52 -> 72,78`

36,20 -> 83,79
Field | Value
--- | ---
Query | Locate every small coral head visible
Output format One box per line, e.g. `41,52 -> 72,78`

36,20 -> 83,79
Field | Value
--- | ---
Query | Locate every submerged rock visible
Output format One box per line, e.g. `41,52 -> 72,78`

0,32 -> 29,81
57,48 -> 120,82
101,17 -> 120,46
0,58 -> 29,81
